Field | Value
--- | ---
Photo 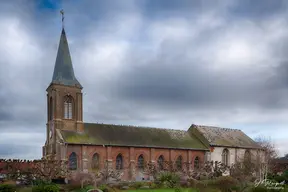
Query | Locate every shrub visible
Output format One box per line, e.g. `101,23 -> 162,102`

0,184 -> 16,192
156,171 -> 180,188
174,186 -> 181,192
274,175 -> 286,183
44,184 -> 60,192
32,185 -> 45,192
32,179 -> 51,186
32,184 -> 59,192
129,182 -> 144,189
212,176 -> 239,192
148,182 -> 158,189
99,184 -> 108,192
249,185 -> 268,192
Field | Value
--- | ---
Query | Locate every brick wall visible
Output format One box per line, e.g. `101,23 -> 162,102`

67,145 -> 206,181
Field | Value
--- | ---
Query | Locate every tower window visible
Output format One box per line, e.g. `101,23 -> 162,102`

64,95 -> 73,119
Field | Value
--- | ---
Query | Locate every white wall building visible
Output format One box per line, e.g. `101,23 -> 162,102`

189,124 -> 266,169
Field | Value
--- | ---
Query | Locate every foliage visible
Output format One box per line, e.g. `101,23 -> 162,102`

148,182 -> 158,189
156,171 -> 181,188
70,185 -> 95,192
0,184 -> 16,192
70,171 -> 99,189
32,185 -> 45,192
274,175 -> 286,183
32,184 -> 59,192
0,158 -> 70,184
128,182 -> 144,189
32,179 -> 51,186
174,186 -> 181,192
44,184 -> 60,192
209,176 -> 239,192
249,185 -> 269,192
99,184 -> 109,192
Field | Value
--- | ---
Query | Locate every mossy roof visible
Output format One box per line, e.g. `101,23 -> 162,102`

59,123 -> 209,150
192,124 -> 262,149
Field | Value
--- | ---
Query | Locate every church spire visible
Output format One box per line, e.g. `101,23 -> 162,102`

51,10 -> 82,88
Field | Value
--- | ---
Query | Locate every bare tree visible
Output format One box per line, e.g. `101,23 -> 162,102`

254,135 -> 278,179
32,159 -> 70,182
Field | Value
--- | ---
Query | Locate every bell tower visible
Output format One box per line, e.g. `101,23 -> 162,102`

43,10 -> 84,159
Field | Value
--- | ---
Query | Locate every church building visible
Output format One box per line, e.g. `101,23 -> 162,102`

42,25 -> 264,181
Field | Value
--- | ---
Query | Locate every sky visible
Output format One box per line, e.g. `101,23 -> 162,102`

0,0 -> 288,160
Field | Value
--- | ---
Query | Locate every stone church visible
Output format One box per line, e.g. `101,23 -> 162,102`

42,27 -> 264,181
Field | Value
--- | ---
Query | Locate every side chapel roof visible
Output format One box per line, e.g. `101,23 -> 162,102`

190,124 -> 262,149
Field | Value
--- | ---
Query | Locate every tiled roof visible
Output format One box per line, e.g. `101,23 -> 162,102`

191,124 -> 262,149
59,123 -> 209,150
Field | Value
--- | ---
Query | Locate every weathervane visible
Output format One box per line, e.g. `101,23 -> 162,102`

60,9 -> 65,29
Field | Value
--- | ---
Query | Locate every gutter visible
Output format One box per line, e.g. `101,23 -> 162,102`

211,144 -> 263,150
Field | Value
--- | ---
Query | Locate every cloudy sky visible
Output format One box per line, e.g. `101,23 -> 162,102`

0,0 -> 288,160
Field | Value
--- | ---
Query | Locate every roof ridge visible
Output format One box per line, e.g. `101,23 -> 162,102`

84,122 -> 186,132
195,124 -> 242,131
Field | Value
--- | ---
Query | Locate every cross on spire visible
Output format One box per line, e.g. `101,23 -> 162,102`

60,9 -> 65,29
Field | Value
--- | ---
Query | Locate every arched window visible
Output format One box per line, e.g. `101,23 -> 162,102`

64,95 -> 73,119
69,152 -> 77,170
137,155 -> 144,170
92,153 -> 100,170
222,148 -> 229,166
176,156 -> 182,170
194,156 -> 200,169
116,154 -> 123,170
158,155 -> 164,170
244,150 -> 251,162
49,97 -> 53,120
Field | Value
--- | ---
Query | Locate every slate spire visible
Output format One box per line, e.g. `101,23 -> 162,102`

51,11 -> 82,88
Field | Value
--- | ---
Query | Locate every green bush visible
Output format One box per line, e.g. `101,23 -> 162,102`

32,179 -> 50,185
99,184 -> 108,192
32,184 -> 59,192
44,184 -> 60,192
212,176 -> 239,192
156,171 -> 180,188
275,175 -> 286,183
174,186 -> 181,192
0,184 -> 16,192
249,185 -> 268,192
128,182 -> 144,189
32,185 -> 45,192
148,182 -> 158,189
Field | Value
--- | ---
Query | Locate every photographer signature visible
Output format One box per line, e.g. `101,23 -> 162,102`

254,179 -> 285,189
